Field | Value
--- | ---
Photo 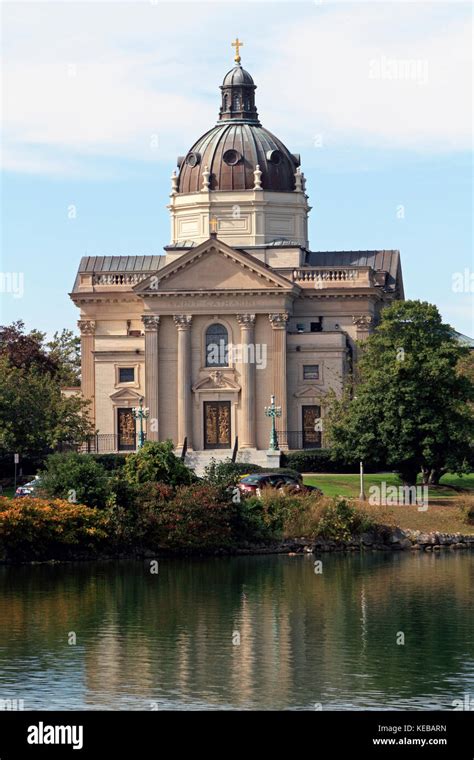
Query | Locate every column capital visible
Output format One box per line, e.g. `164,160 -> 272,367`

78,319 -> 96,335
173,314 -> 193,330
236,313 -> 256,327
352,314 -> 373,330
269,312 -> 289,329
142,315 -> 161,331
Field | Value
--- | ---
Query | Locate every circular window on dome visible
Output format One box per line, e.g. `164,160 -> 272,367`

266,149 -> 282,165
185,152 -> 201,168
223,149 -> 242,166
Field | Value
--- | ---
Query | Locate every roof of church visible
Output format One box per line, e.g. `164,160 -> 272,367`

306,249 -> 401,280
177,123 -> 299,193
72,249 -> 402,294
77,255 -> 166,272
176,51 -> 300,194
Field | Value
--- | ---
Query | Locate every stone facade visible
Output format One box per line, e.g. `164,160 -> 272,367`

70,55 -> 404,462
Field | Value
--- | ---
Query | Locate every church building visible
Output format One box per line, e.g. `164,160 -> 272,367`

71,41 -> 404,467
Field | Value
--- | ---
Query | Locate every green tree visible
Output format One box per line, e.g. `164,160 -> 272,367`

124,440 -> 195,487
46,329 -> 81,386
0,357 -> 93,461
325,301 -> 474,486
38,452 -> 109,509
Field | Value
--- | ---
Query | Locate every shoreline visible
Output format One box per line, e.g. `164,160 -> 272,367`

1,526 -> 473,564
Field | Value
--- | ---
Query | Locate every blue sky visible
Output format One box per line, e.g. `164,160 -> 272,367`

1,1 -> 472,337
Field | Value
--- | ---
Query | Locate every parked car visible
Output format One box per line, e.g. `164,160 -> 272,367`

14,477 -> 42,498
236,472 -> 322,497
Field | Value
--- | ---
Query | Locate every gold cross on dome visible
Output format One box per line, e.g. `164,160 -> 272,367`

231,38 -> 243,64
209,217 -> 218,234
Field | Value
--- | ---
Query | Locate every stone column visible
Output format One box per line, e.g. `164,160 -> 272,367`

173,315 -> 193,449
142,315 -> 160,441
269,313 -> 289,449
78,320 -> 96,423
236,313 -> 256,448
352,314 -> 374,361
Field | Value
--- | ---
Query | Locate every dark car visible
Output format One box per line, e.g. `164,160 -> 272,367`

237,472 -> 322,497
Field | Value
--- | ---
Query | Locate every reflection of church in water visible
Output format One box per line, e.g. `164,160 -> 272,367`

71,39 -> 404,465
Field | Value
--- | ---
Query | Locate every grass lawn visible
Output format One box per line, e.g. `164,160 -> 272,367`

302,472 -> 474,535
303,472 -> 474,499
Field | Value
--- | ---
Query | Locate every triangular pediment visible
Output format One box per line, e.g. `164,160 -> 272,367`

294,385 -> 324,399
109,388 -> 143,403
134,238 -> 298,294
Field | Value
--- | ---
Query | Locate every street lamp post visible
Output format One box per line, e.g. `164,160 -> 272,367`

264,394 -> 282,451
132,397 -> 150,449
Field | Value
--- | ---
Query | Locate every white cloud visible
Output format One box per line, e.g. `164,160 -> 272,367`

1,1 -> 471,177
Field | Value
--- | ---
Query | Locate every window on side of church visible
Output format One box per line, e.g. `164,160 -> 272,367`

118,367 -> 135,384
206,324 -> 229,367
303,364 -> 319,381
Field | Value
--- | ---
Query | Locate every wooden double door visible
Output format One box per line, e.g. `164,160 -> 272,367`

302,405 -> 322,449
204,401 -> 231,449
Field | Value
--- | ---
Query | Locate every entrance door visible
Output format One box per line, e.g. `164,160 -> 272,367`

117,408 -> 136,451
302,405 -> 322,449
204,401 -> 231,449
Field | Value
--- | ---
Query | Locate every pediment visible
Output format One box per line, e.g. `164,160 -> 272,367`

192,370 -> 241,393
294,385 -> 324,399
134,238 -> 298,294
109,388 -> 143,403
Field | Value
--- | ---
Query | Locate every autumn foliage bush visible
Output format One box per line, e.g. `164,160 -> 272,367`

0,497 -> 108,560
130,483 -> 234,550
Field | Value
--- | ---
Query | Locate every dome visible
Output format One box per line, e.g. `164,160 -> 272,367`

176,57 -> 301,194
222,66 -> 254,87
178,123 -> 299,193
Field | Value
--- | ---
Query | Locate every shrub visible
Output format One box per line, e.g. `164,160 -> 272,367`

90,453 -> 127,472
124,440 -> 195,487
236,490 -> 314,541
135,482 -> 234,550
203,459 -> 264,486
39,452 -> 109,508
316,498 -> 373,542
458,497 -> 474,526
0,496 -> 108,560
202,458 -> 301,486
280,449 -> 382,474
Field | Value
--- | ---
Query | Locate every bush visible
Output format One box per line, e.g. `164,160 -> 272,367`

90,453 -> 127,472
0,496 -> 108,560
459,497 -> 474,526
124,440 -> 195,487
39,452 -> 109,508
281,449 -> 382,474
202,457 -> 301,486
316,498 -> 373,542
236,490 -> 316,541
134,482 -> 234,550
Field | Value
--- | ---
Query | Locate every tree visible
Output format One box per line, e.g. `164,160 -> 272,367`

39,452 -> 109,509
0,356 -> 93,462
46,329 -> 81,387
123,440 -> 195,487
0,321 -> 57,375
325,301 -> 474,486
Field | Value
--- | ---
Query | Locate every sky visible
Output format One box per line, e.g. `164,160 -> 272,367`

1,0 -> 472,338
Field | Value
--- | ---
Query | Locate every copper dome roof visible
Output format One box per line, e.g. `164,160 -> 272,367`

176,60 -> 300,194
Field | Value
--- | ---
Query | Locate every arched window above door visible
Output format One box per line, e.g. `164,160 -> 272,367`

205,323 -> 229,367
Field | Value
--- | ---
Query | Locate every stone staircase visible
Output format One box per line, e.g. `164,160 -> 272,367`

185,449 -> 275,477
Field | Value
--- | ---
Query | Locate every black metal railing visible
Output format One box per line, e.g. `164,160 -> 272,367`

58,434 -> 144,454
277,431 -> 322,451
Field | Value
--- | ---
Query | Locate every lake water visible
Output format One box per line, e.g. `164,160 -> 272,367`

0,553 -> 472,710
